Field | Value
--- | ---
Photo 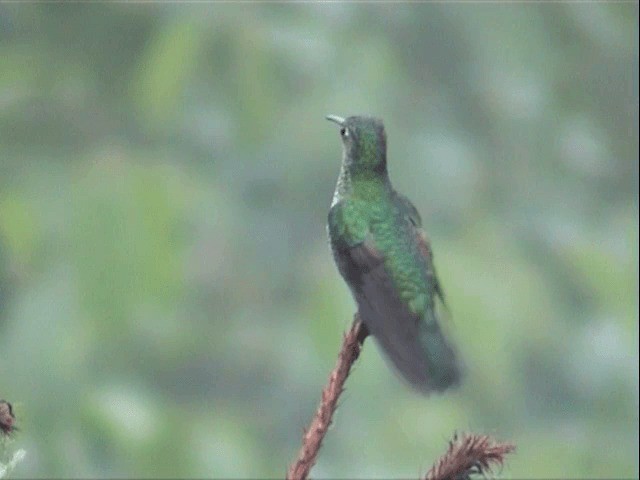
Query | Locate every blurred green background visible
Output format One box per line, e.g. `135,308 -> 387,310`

0,3 -> 638,478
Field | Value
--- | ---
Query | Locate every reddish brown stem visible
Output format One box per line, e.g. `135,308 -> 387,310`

285,320 -> 516,480
286,315 -> 367,480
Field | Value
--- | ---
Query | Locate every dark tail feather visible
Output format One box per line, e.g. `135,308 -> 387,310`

350,256 -> 462,393
414,308 -> 462,392
365,307 -> 462,394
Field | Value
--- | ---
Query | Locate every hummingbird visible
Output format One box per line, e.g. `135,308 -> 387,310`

326,115 -> 461,393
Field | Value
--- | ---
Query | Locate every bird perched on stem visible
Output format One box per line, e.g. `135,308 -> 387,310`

326,115 -> 461,393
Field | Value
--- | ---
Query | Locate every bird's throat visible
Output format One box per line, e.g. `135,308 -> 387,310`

332,161 -> 391,207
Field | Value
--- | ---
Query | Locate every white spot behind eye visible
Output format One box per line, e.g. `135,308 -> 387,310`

341,127 -> 349,138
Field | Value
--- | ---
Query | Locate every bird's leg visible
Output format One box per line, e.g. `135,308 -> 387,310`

354,313 -> 370,344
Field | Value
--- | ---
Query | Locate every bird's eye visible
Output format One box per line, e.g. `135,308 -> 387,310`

340,127 -> 349,137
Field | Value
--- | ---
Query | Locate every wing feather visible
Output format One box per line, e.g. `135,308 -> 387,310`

329,198 -> 461,393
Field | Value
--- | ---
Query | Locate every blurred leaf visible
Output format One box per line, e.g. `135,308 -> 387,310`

132,16 -> 205,128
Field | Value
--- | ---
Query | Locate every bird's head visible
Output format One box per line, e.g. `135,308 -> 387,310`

326,115 -> 387,173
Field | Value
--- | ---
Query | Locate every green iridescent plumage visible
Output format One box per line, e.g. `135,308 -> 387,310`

326,115 -> 461,393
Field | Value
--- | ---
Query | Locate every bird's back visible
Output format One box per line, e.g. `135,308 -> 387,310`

329,188 -> 461,393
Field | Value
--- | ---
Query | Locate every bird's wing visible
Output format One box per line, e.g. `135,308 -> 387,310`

394,192 -> 446,305
330,199 -> 459,393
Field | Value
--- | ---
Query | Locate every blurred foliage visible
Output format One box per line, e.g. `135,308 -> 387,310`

0,3 -> 638,478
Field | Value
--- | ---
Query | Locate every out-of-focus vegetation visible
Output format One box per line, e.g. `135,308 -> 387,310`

0,4 -> 637,478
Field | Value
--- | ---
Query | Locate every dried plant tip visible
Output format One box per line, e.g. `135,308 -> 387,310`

0,400 -> 16,436
426,432 -> 515,480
